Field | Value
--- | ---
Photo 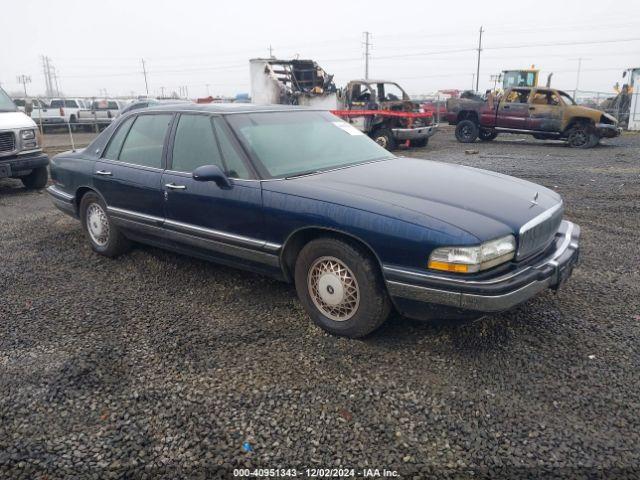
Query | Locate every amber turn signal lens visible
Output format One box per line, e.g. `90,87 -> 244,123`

427,261 -> 470,273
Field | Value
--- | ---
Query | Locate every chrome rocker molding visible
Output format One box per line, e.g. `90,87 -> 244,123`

106,206 -> 281,267
385,221 -> 579,313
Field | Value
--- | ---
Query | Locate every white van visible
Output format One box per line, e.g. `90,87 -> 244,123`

0,87 -> 49,189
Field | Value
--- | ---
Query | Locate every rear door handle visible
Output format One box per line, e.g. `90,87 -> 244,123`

165,183 -> 186,190
95,170 -> 112,176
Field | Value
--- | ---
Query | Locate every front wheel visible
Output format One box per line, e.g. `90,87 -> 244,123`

80,192 -> 131,257
478,129 -> 498,141
371,128 -> 397,150
566,124 -> 598,148
455,120 -> 479,143
294,237 -> 392,338
21,166 -> 48,189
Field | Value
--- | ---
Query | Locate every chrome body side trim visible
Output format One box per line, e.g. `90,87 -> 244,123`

46,185 -> 75,202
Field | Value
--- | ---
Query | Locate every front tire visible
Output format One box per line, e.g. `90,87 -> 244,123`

294,237 -> 392,338
478,128 -> 498,141
371,128 -> 397,150
455,120 -> 479,143
80,192 -> 131,257
566,123 -> 598,148
21,166 -> 48,189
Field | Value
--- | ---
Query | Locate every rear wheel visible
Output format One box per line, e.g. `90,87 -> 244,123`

566,123 -> 598,148
21,166 -> 48,189
455,120 -> 479,143
294,237 -> 392,338
80,192 -> 131,257
478,128 -> 498,141
371,128 -> 397,150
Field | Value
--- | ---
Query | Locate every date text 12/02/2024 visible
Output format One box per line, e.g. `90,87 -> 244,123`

232,468 -> 399,477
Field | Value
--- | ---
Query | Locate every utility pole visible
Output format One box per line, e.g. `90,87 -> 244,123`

268,45 -> 274,58
141,58 -> 149,96
160,86 -> 165,98
42,55 -> 53,97
571,57 -> 589,99
363,31 -> 372,80
206,83 -> 210,96
17,75 -> 31,96
475,26 -> 483,92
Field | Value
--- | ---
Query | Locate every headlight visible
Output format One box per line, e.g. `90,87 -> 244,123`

20,129 -> 36,140
428,235 -> 516,273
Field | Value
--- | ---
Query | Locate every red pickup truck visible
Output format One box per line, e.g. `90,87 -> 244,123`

446,87 -> 621,148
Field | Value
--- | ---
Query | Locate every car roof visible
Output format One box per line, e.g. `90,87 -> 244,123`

146,103 -> 319,114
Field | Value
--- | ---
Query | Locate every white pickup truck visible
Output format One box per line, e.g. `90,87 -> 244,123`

0,88 -> 49,188
78,99 -> 126,130
48,98 -> 89,127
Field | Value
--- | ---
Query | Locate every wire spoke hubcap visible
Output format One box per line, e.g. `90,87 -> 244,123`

86,203 -> 110,246
308,256 -> 360,322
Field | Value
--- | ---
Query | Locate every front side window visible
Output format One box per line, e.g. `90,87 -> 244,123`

226,111 -> 392,179
378,83 -> 407,101
212,117 -> 250,179
171,114 -> 223,173
504,89 -> 530,103
118,114 -> 172,168
559,91 -> 576,105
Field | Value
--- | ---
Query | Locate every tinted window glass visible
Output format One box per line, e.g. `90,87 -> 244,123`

212,117 -> 250,179
118,114 -> 171,168
172,114 -> 222,172
49,100 -> 63,108
103,116 -> 135,160
108,101 -> 119,109
504,89 -> 529,103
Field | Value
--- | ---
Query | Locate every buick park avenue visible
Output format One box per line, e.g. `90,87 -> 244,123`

47,104 -> 580,338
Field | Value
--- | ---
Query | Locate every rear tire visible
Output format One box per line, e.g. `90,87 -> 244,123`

371,128 -> 397,150
21,166 -> 48,189
455,120 -> 479,143
294,237 -> 392,338
80,192 -> 131,257
478,128 -> 498,141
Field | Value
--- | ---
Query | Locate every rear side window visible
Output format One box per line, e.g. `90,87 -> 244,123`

103,116 -> 135,160
172,114 -> 222,172
118,114 -> 172,168
504,89 -> 530,103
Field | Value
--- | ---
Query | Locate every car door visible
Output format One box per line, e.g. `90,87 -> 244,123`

527,89 -> 563,132
161,113 -> 269,267
93,112 -> 173,228
496,88 -> 531,129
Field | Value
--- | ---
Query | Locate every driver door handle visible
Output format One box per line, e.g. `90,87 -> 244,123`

95,170 -> 112,176
165,183 -> 186,190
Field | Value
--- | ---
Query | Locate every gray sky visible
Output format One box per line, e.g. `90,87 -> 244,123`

1,0 -> 639,99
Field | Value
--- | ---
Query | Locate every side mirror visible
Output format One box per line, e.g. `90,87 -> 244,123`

192,164 -> 232,189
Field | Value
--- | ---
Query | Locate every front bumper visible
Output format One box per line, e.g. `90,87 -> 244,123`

384,220 -> 580,319
595,123 -> 622,138
392,124 -> 438,141
0,152 -> 49,178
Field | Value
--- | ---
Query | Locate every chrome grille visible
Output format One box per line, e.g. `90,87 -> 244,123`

517,202 -> 564,260
0,131 -> 15,153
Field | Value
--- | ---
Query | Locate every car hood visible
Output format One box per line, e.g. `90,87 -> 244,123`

0,111 -> 37,129
264,157 -> 562,242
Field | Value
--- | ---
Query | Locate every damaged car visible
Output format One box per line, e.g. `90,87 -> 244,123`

447,87 -> 621,148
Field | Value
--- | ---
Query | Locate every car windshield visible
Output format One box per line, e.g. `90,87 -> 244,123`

0,88 -> 17,111
226,111 -> 393,179
559,91 -> 576,105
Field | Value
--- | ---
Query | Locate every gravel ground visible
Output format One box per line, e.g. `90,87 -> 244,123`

1,130 -> 639,479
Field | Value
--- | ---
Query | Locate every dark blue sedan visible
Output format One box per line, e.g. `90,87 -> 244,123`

47,103 -> 580,337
